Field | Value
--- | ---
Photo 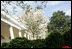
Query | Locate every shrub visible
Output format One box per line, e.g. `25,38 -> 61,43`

1,37 -> 46,48
1,37 -> 32,48
1,29 -> 71,48
8,37 -> 31,48
45,31 -> 65,48
32,39 -> 46,48
62,28 -> 71,47
1,43 -> 9,48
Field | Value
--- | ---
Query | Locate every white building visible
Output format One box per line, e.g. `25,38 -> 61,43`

1,11 -> 31,44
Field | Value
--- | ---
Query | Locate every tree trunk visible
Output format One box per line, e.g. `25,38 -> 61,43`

36,35 -> 38,39
33,33 -> 34,39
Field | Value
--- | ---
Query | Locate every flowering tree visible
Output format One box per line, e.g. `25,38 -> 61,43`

18,9 -> 48,39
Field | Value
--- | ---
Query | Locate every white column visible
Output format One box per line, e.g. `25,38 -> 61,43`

9,26 -> 14,39
24,33 -> 26,37
28,34 -> 29,39
19,30 -> 22,37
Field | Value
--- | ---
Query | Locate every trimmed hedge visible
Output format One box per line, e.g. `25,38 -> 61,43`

1,37 -> 46,48
7,37 -> 31,48
31,39 -> 46,48
1,43 -> 9,48
1,29 -> 71,48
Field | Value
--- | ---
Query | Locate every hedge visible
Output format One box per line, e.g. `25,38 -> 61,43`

1,29 -> 71,48
62,28 -> 71,47
1,37 -> 46,48
45,31 -> 65,48
7,37 -> 31,48
1,43 -> 9,48
31,39 -> 46,48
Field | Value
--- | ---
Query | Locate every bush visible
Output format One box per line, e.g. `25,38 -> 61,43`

1,29 -> 71,48
45,31 -> 65,48
1,43 -> 9,48
62,28 -> 71,47
8,37 -> 31,48
1,37 -> 32,48
1,37 -> 46,48
31,39 -> 46,48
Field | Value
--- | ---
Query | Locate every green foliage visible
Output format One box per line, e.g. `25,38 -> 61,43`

47,11 -> 71,33
1,37 -> 46,48
1,37 -> 30,48
1,29 -> 71,48
36,6 -> 43,9
46,11 -> 71,48
7,37 -> 31,48
1,43 -> 9,48
32,39 -> 46,48
45,31 -> 65,48
62,28 -> 71,47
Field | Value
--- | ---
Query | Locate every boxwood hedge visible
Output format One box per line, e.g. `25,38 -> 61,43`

1,29 -> 71,48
